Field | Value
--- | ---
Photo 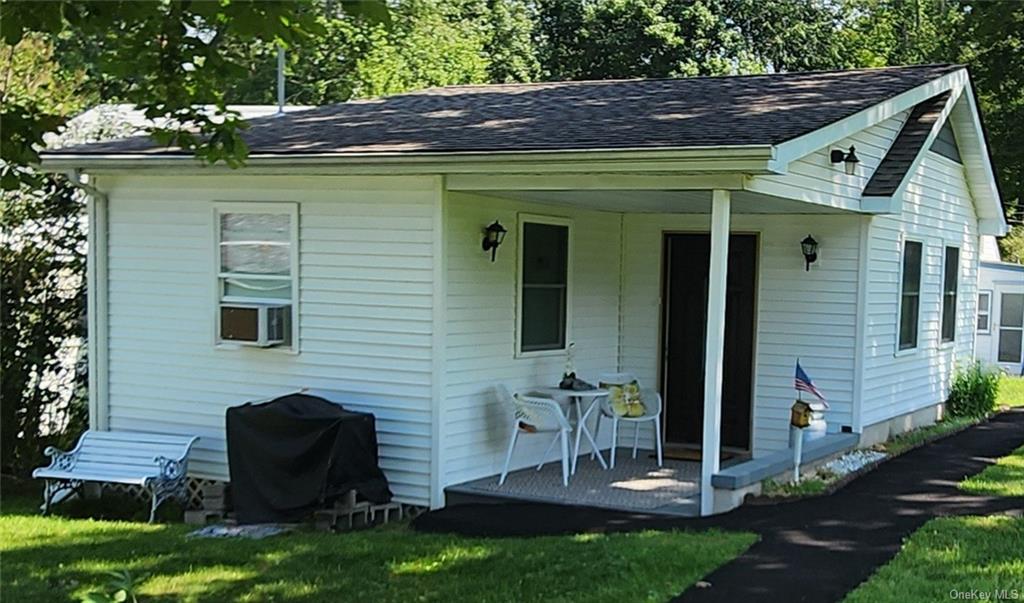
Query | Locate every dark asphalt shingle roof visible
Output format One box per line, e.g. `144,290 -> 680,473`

863,91 -> 951,197
50,64 -> 962,157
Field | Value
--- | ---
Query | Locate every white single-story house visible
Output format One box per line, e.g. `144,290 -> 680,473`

43,64 -> 1007,516
976,236 -> 1024,374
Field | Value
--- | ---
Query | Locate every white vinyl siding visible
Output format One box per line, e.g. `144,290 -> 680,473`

102,175 -> 440,506
861,152 -> 980,426
747,111 -> 910,212
620,214 -> 862,457
441,192 -> 620,487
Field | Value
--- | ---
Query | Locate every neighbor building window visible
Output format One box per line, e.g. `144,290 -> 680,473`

977,291 -> 991,333
518,216 -> 571,354
898,240 -> 923,351
215,203 -> 298,348
940,246 -> 959,343
998,293 -> 1024,363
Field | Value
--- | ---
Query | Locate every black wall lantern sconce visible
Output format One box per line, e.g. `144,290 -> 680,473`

801,234 -> 819,271
830,145 -> 860,175
482,220 -> 507,262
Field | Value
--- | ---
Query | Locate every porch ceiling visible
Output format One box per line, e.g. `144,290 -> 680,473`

480,189 -> 852,214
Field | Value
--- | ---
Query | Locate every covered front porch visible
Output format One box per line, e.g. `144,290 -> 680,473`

448,454 -> 704,516
441,173 -> 870,515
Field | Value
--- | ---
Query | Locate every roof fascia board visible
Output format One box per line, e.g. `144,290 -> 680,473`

768,69 -> 967,173
860,196 -> 900,214
955,85 -> 1007,232
446,173 -> 746,191
40,145 -> 776,174
857,86 -> 1008,236
979,218 -> 1007,237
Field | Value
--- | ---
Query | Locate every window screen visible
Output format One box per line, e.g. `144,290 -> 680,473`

519,221 -> 569,353
977,292 -> 991,332
899,241 -> 923,350
940,247 -> 959,343
998,293 -> 1024,363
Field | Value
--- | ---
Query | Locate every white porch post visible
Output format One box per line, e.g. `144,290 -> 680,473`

700,189 -> 731,515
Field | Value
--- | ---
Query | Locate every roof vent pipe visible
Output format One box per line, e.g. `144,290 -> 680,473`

275,46 -> 285,116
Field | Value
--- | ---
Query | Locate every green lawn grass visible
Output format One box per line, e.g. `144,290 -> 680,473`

961,445 -> 1024,498
0,497 -> 755,603
844,516 -> 1024,603
998,375 -> 1024,409
845,442 -> 1024,601
880,415 -> 979,456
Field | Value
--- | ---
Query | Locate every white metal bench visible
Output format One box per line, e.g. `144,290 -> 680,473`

32,430 -> 200,522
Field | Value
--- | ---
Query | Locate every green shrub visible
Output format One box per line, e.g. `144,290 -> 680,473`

946,362 -> 1000,417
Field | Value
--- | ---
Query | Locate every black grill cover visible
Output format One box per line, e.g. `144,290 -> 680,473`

226,393 -> 392,524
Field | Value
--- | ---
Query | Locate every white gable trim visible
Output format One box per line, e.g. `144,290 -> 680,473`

951,86 -> 1006,234
768,69 -> 969,174
860,85 -> 964,215
859,86 -> 1007,236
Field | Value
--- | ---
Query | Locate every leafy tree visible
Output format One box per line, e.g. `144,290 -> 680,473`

1,175 -> 87,474
220,0 -> 537,106
0,0 -> 331,177
482,0 -> 540,83
534,0 -> 852,80
956,0 -> 1023,224
998,225 -> 1024,264
841,0 -> 963,67
351,0 -> 492,98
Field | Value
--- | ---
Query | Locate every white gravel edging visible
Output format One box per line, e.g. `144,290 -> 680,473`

821,450 -> 888,477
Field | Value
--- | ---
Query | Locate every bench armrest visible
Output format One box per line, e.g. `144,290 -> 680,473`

154,455 -> 187,480
40,446 -> 78,472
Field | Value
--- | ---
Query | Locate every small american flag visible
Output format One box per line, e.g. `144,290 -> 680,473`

795,360 -> 828,407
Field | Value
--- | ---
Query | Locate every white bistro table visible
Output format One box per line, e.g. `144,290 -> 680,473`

533,387 -> 608,475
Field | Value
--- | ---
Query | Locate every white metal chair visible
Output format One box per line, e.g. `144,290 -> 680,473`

496,385 -> 574,487
594,372 -> 663,468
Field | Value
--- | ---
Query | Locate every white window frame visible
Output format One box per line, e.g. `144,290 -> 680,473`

515,213 -> 573,358
895,237 -> 924,356
997,291 -> 1024,365
939,244 -> 960,347
212,202 -> 300,352
977,290 -> 992,334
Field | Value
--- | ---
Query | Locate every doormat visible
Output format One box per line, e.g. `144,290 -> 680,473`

659,448 -> 739,462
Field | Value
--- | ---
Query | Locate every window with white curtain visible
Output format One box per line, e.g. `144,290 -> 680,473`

214,203 -> 298,347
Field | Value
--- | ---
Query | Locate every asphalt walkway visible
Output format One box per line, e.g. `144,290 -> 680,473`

414,410 -> 1024,602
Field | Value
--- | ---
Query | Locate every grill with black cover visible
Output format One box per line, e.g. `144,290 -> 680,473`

226,393 -> 391,524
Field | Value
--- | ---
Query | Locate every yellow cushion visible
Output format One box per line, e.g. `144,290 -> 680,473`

600,380 -> 645,417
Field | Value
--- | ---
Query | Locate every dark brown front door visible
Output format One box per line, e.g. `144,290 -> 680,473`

661,233 -> 757,451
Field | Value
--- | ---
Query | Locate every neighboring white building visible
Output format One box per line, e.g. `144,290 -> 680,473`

975,235 -> 1024,374
43,65 -> 1007,515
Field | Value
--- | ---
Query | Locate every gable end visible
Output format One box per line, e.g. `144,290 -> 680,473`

863,92 -> 950,197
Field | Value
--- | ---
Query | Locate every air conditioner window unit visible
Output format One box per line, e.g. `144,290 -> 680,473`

220,302 -> 290,347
